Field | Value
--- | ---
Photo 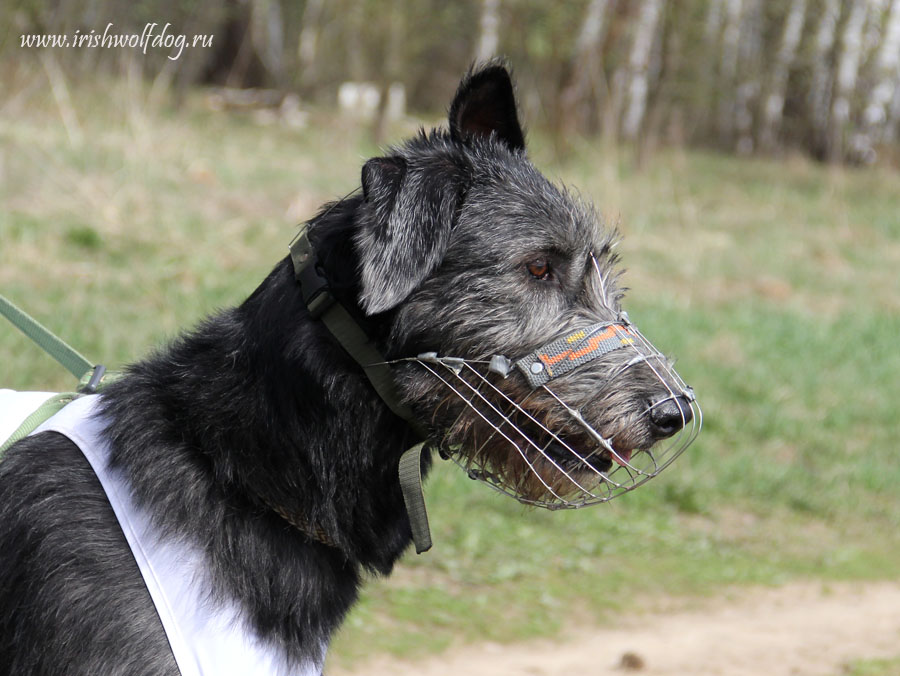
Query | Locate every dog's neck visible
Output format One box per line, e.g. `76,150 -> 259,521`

98,244 -> 425,661
214,255 -> 422,570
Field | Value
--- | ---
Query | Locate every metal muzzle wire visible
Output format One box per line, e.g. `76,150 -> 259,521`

390,312 -> 701,510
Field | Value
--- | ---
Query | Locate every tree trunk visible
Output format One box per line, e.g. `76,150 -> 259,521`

828,0 -> 868,162
759,0 -> 807,152
887,70 -> 900,142
716,0 -> 744,145
862,0 -> 900,141
252,0 -> 285,87
809,0 -> 841,155
638,11 -> 674,166
863,0 -> 889,64
559,0 -> 614,137
298,0 -> 325,92
705,0 -> 726,42
698,0 -> 725,134
621,0 -> 664,141
475,0 -> 501,62
733,0 -> 763,154
372,0 -> 404,146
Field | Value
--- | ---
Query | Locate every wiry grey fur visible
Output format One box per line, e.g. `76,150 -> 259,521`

356,71 -> 691,502
0,62 -> 693,675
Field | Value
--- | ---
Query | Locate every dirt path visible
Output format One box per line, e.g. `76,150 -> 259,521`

331,581 -> 900,676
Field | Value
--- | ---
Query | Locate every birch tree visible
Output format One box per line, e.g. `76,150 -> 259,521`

887,71 -> 900,141
559,0 -> 613,136
810,0 -> 841,144
705,0 -> 726,43
759,0 -> 808,152
862,0 -> 900,142
697,0 -> 726,135
862,0 -> 889,64
12,0 -> 900,165
372,0 -> 405,146
734,0 -> 763,153
475,0 -> 501,62
621,0 -> 664,140
298,0 -> 325,91
829,0 -> 869,161
716,0 -> 744,144
251,0 -> 285,86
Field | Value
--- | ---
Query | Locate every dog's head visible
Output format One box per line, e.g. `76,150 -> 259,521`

320,63 -> 700,507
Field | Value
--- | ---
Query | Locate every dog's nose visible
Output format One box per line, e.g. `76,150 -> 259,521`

647,394 -> 693,440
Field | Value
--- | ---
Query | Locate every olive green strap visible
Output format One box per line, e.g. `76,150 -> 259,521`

0,392 -> 80,457
0,294 -> 94,382
290,229 -> 425,431
398,441 -> 432,554
291,228 -> 433,553
0,294 -> 118,394
318,301 -> 429,437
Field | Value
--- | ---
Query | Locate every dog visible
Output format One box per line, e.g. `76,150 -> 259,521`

0,63 -> 699,675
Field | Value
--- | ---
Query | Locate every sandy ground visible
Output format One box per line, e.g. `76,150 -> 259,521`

331,581 -> 900,676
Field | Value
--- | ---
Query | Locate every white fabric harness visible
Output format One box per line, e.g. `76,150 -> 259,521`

0,389 -> 57,444
24,394 -> 324,676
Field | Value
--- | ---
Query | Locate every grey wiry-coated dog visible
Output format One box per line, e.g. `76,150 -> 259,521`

0,63 -> 695,675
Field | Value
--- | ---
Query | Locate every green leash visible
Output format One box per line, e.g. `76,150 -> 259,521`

0,294 -> 116,455
0,295 -> 95,383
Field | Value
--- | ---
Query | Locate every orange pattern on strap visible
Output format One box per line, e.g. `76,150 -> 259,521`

539,324 -> 634,367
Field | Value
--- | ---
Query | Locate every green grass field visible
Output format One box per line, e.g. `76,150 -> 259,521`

1,74 -> 899,666
845,658 -> 900,676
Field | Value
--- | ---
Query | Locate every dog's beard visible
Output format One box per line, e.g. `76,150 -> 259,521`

412,351 -> 699,508
438,395 -> 638,506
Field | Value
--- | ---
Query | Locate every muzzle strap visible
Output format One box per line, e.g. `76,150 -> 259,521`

515,321 -> 637,388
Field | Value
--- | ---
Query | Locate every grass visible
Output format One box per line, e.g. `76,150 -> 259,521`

1,64 -> 899,667
842,658 -> 900,676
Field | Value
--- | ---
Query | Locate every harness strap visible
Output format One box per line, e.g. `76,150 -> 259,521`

0,294 -> 121,455
0,392 -> 80,456
0,285 -> 395,554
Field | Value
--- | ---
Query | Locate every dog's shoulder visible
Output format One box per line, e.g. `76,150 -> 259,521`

0,431 -> 177,675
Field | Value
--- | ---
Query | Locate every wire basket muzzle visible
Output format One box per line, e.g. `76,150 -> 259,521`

408,313 -> 701,509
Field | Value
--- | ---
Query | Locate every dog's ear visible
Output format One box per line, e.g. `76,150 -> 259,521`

361,156 -> 407,225
449,64 -> 525,152
356,155 -> 463,315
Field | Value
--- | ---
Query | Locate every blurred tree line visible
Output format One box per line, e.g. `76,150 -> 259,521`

4,0 -> 900,165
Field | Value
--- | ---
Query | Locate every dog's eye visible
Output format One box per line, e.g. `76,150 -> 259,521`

527,260 -> 552,280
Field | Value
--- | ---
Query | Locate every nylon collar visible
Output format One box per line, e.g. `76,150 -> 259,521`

289,226 -> 432,553
289,227 -> 427,436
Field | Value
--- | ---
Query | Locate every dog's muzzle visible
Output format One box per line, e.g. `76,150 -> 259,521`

394,313 -> 701,510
